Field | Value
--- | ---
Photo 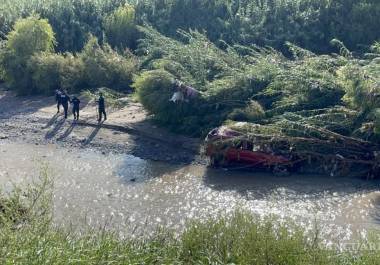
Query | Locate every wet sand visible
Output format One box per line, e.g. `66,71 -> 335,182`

0,90 -> 201,164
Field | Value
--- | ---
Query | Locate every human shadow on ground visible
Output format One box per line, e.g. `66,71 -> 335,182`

82,121 -> 104,146
43,113 -> 60,129
45,118 -> 66,139
0,90 -> 55,119
57,121 -> 76,141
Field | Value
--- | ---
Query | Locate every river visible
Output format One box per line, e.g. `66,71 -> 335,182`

1,141 -> 380,243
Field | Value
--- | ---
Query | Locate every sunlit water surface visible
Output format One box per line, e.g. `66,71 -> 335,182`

1,142 -> 380,244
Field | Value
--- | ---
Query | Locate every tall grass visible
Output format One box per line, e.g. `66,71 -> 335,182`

1,173 -> 380,264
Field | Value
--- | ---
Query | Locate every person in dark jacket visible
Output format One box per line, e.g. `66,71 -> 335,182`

60,92 -> 71,119
55,89 -> 62,113
97,93 -> 107,122
71,96 -> 81,120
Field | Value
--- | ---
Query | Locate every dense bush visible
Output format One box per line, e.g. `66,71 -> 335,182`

0,15 -> 138,95
28,52 -> 86,94
80,36 -> 138,91
28,52 -> 64,94
26,36 -> 139,94
0,15 -> 55,94
134,69 -> 175,117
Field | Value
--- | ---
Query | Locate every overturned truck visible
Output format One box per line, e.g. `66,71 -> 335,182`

205,122 -> 380,178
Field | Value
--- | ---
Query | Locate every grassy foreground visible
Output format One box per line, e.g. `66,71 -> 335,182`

1,176 -> 380,264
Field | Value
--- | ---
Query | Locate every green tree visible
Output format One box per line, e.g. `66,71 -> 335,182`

0,15 -> 55,94
103,4 -> 138,50
6,15 -> 55,58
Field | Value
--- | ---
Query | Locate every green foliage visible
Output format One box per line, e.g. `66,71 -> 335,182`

330,39 -> 352,58
80,36 -> 138,91
28,52 -> 63,94
0,15 -> 55,94
136,0 -> 380,53
181,212 -> 331,264
27,52 -> 86,94
136,28 -> 380,141
0,0 -> 128,52
228,100 -> 266,122
1,0 -> 380,54
58,53 -> 87,91
26,36 -> 138,94
266,55 -> 345,116
374,109 -> 380,135
104,4 -> 138,50
138,27 -> 246,88
338,60 -> 380,112
6,15 -> 55,58
134,69 -> 175,118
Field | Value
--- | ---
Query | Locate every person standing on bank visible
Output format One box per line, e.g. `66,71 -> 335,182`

71,96 -> 80,121
55,89 -> 62,113
60,91 -> 71,119
97,93 -> 107,123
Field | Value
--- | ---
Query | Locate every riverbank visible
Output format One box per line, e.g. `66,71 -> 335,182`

0,89 -> 202,164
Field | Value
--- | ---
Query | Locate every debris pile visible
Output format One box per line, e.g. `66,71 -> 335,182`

207,121 -> 380,178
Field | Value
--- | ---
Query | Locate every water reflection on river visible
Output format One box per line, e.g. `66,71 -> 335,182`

0,142 -> 380,242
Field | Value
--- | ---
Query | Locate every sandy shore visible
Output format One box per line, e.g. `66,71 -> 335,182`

0,89 -> 202,164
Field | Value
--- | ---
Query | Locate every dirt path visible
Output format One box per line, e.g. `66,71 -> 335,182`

0,89 -> 202,164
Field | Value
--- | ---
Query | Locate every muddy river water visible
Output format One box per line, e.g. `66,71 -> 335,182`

1,141 -> 380,243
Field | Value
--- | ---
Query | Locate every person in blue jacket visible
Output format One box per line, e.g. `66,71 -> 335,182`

55,89 -> 62,113
60,92 -> 71,119
71,96 -> 81,120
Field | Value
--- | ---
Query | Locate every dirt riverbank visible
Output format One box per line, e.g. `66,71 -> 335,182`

0,89 -> 202,164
